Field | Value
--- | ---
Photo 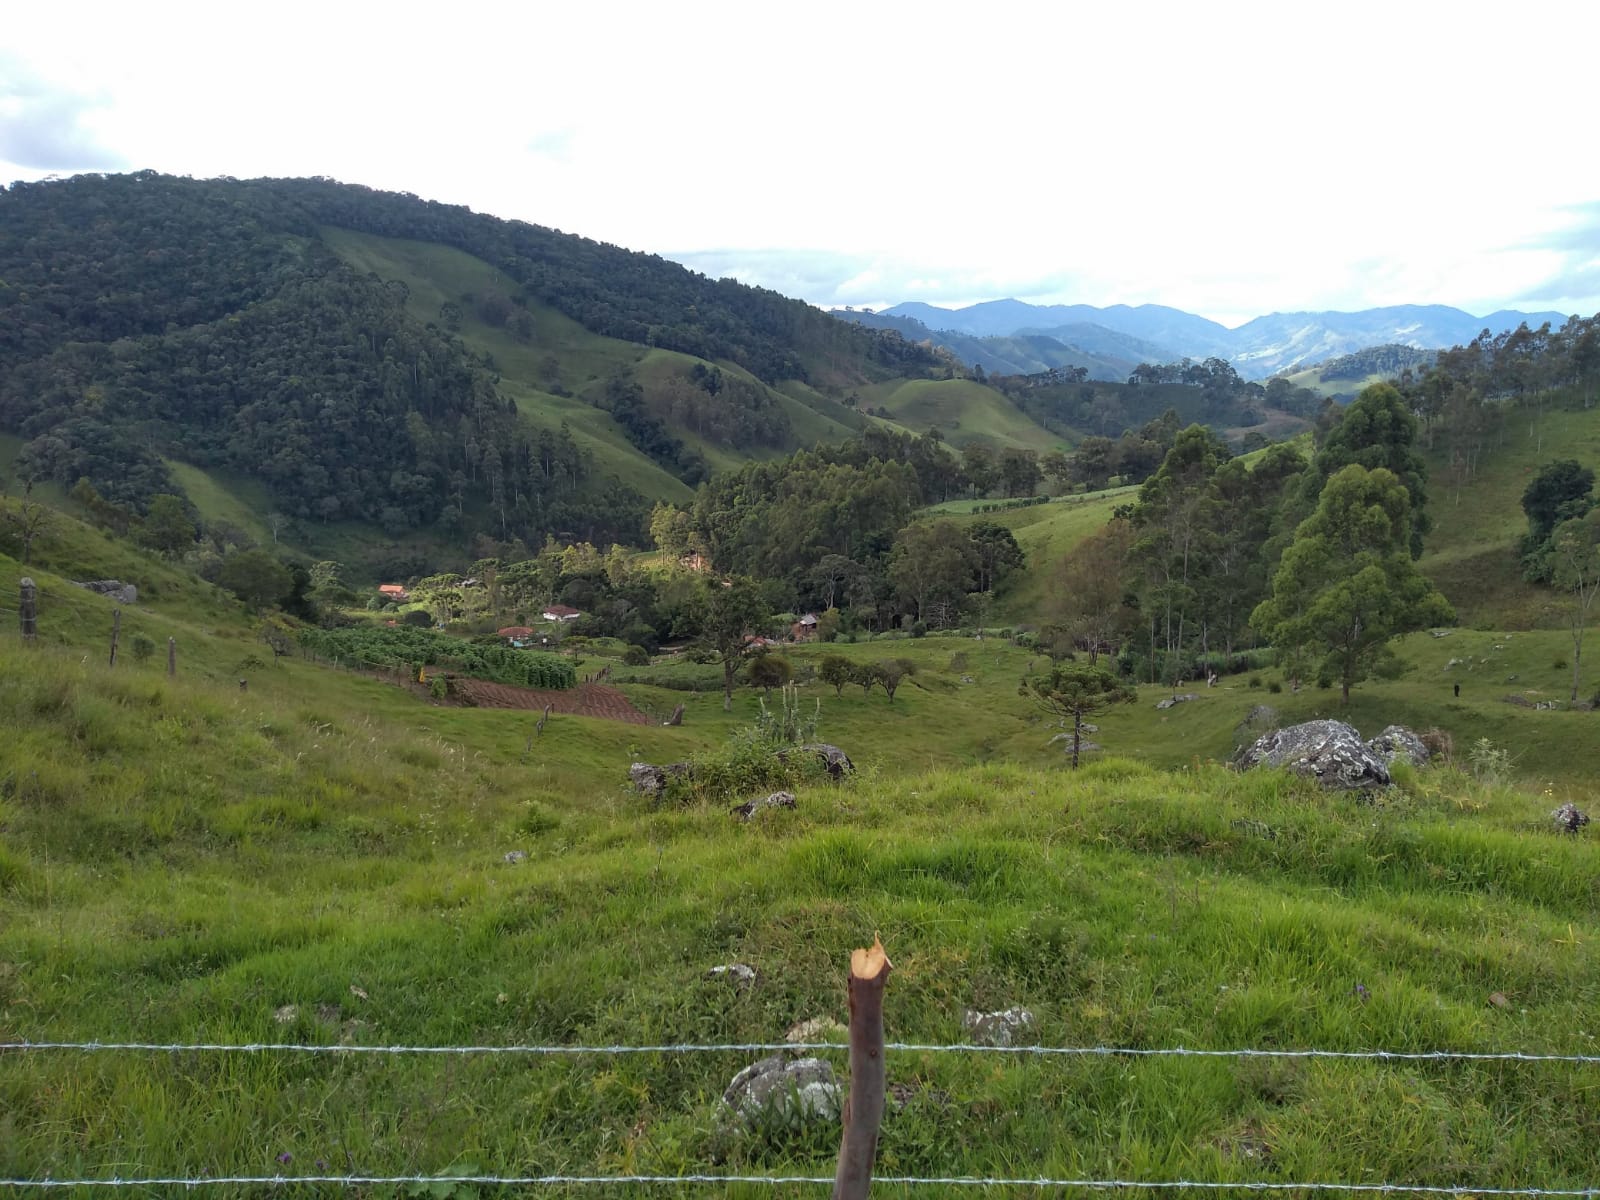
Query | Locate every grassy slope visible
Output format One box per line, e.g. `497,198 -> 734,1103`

860,379 -> 1067,452
1419,402 -> 1600,629
2,619 -> 1596,1190
917,489 -> 1134,623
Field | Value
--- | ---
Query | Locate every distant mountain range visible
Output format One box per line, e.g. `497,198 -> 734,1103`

835,299 -> 1574,380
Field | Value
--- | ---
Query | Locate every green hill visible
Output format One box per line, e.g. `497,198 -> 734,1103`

858,378 -> 1067,452
0,173 -> 943,574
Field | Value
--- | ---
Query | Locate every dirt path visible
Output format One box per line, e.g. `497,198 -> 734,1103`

451,678 -> 655,724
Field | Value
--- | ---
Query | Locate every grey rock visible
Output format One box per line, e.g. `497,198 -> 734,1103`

706,963 -> 759,986
1364,725 -> 1431,768
73,579 -> 138,604
961,1006 -> 1035,1047
1430,629 -> 1452,638
732,790 -> 797,821
503,850 -> 528,864
1155,693 -> 1199,710
722,1054 -> 840,1124
628,760 -> 693,797
797,743 -> 854,779
1234,719 -> 1391,790
1047,733 -> 1101,753
1551,803 -> 1591,834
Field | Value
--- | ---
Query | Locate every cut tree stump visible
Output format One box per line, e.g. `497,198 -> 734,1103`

832,936 -> 891,1200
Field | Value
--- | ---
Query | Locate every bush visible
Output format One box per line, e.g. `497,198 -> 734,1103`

1248,674 -> 1262,689
129,633 -> 156,664
401,609 -> 433,628
1267,680 -> 1283,694
428,676 -> 448,700
1419,727 -> 1454,761
661,729 -> 823,805
622,645 -> 650,667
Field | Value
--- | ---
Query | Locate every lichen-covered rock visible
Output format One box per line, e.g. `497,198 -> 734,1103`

706,963 -> 759,986
1234,719 -> 1391,790
1364,725 -> 1430,768
722,1054 -> 840,1124
73,579 -> 138,604
1551,803 -> 1591,834
798,743 -> 854,779
731,791 -> 797,820
961,1006 -> 1035,1047
1156,693 -> 1199,710
628,761 -> 693,797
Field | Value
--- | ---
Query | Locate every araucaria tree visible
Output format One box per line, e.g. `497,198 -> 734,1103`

1252,465 -> 1454,703
1023,663 -> 1136,768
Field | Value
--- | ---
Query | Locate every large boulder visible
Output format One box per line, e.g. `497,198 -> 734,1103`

73,579 -> 138,604
722,1053 -> 840,1125
1365,725 -> 1430,768
1234,719 -> 1391,790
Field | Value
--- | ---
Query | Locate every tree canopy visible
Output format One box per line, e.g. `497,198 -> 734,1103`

1251,465 -> 1454,703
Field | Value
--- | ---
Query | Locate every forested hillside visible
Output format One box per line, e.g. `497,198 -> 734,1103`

0,172 -> 940,560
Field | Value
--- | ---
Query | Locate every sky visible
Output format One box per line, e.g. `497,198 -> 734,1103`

3,0 -> 1598,328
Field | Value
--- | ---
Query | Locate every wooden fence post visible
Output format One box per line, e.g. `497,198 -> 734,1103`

833,937 -> 892,1200
109,608 -> 121,667
20,577 -> 37,641
167,637 -> 177,677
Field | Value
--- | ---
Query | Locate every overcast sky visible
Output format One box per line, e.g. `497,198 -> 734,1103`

4,1 -> 1598,327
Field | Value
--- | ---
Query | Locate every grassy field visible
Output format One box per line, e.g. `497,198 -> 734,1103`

2,616 -> 1596,1194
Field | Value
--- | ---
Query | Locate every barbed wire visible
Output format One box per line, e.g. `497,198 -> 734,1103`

5,1038 -> 1599,1064
0,1173 -> 1594,1194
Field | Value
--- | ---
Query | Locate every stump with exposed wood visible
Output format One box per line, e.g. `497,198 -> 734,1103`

833,937 -> 891,1200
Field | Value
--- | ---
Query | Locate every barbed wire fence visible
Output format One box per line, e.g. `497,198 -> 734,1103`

3,1037 -> 1596,1193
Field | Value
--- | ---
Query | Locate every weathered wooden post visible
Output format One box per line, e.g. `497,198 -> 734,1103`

833,937 -> 892,1200
20,577 -> 37,641
109,608 -> 121,667
167,637 -> 177,677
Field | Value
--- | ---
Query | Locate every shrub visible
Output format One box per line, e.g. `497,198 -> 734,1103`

1248,674 -> 1263,689
1419,727 -> 1454,761
129,633 -> 156,664
428,676 -> 448,700
1553,657 -> 1568,670
622,645 -> 650,667
1267,680 -> 1283,694
401,609 -> 433,628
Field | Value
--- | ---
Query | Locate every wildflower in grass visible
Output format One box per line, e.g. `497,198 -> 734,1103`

1352,983 -> 1370,1003
276,1152 -> 292,1165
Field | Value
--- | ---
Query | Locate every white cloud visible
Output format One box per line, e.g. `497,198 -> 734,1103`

3,0 -> 1599,322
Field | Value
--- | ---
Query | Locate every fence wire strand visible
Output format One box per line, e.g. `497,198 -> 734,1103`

5,1039 -> 1599,1064
0,1174 -> 1595,1194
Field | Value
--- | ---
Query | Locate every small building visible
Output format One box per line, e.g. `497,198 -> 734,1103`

541,604 -> 583,622
379,583 -> 410,602
791,613 -> 819,641
498,625 -> 534,648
